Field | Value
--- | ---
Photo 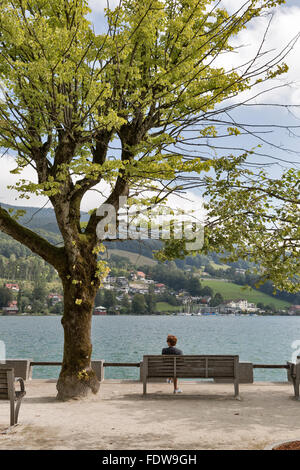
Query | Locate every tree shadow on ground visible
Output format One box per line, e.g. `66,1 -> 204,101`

23,396 -> 57,404
109,392 -> 238,401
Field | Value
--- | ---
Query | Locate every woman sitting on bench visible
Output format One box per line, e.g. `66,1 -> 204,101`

162,334 -> 183,394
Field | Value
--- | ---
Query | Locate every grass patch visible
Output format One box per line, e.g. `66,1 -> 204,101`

201,280 -> 291,309
156,302 -> 182,312
209,261 -> 230,271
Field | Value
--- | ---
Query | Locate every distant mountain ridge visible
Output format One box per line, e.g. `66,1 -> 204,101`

0,203 -> 161,256
1,203 -> 89,235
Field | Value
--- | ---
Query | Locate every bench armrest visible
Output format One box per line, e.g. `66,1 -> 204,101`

15,377 -> 25,393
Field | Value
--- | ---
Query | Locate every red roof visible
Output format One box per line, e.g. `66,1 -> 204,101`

137,271 -> 146,277
5,283 -> 19,289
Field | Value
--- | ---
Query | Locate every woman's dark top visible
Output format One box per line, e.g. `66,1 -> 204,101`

162,346 -> 183,355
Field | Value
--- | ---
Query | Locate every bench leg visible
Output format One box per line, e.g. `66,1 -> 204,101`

292,378 -> 300,400
10,398 -> 15,426
14,397 -> 23,424
234,380 -> 240,400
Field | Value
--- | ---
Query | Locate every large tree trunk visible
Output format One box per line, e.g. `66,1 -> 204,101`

56,256 -> 100,401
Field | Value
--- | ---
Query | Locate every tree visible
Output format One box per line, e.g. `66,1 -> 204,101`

94,289 -> 104,308
0,0 -> 291,399
210,292 -> 224,307
103,290 -> 116,309
32,281 -> 47,303
31,299 -> 48,315
145,285 -> 156,314
50,302 -> 63,315
0,287 -> 13,308
204,159 -> 300,292
187,277 -> 202,296
18,295 -> 31,313
132,294 -> 147,314
200,286 -> 214,297
121,294 -> 131,314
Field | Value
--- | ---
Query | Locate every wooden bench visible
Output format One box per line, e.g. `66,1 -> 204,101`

142,355 -> 240,399
0,367 -> 26,426
287,362 -> 300,399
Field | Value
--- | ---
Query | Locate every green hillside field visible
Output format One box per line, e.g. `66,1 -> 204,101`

106,249 -> 157,267
155,302 -> 181,313
201,280 -> 291,309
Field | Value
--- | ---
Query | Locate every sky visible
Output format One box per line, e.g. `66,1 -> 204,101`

0,0 -> 299,212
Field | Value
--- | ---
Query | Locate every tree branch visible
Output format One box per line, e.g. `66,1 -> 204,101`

0,206 -> 65,272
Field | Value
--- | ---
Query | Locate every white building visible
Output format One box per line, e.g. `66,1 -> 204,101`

219,299 -> 258,314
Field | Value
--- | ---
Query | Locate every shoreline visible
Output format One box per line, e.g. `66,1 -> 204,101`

0,313 -> 298,317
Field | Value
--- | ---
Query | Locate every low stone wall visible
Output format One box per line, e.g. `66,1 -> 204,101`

4,359 -> 296,385
91,360 -> 105,382
28,360 -> 106,381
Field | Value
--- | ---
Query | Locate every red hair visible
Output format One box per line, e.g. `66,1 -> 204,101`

167,335 -> 177,346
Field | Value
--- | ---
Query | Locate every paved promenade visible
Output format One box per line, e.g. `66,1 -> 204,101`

0,380 -> 299,450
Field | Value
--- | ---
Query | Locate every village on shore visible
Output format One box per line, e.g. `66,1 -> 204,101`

0,263 -> 299,317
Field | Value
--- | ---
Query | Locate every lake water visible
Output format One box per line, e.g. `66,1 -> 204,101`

1,315 -> 300,381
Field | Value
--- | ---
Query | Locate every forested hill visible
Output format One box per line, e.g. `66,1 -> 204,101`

0,204 -> 254,265
0,204 -> 299,305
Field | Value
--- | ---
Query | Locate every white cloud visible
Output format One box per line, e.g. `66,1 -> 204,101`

87,0 -> 300,104
220,0 -> 251,13
0,154 -> 111,211
0,155 -> 48,207
0,155 -> 205,220
214,4 -> 300,104
82,182 -> 206,219
88,0 -> 120,13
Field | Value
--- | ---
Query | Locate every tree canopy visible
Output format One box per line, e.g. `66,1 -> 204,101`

0,0 -> 291,264
204,156 -> 300,292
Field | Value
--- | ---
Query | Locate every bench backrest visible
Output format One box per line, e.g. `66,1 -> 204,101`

143,355 -> 239,379
0,367 -> 14,400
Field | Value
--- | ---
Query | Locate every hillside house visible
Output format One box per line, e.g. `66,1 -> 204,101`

116,277 -> 129,287
93,306 -> 107,316
136,271 -> 146,280
288,305 -> 300,316
48,293 -> 63,305
2,300 -> 18,315
219,299 -> 258,314
4,283 -> 19,292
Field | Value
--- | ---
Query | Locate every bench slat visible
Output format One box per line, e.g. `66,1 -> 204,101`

144,355 -> 238,359
0,368 -> 26,425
